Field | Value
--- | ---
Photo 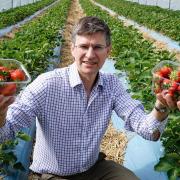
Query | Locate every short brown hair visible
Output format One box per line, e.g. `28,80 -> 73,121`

72,16 -> 111,46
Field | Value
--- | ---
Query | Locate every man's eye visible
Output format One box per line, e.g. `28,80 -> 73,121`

94,46 -> 103,50
80,45 -> 88,50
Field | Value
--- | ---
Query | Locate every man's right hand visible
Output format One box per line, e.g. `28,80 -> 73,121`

0,95 -> 15,127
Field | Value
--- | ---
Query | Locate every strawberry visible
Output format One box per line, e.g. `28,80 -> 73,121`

0,84 -> 17,96
0,66 -> 9,72
0,75 -> 4,81
10,69 -> 26,81
162,79 -> 171,89
154,87 -> 161,94
159,66 -> 172,78
154,71 -> 164,78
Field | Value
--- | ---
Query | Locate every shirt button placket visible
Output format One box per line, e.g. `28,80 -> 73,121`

80,104 -> 89,172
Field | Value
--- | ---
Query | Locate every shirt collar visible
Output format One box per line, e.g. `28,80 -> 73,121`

69,62 -> 104,88
69,63 -> 82,87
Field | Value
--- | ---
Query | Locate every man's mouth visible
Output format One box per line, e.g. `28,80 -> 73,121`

83,61 -> 97,65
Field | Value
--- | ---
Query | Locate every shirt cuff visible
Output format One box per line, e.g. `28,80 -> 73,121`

147,113 -> 168,134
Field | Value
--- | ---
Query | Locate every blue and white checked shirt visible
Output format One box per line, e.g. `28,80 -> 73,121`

0,62 -> 167,176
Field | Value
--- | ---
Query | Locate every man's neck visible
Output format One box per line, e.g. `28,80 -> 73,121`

80,73 -> 98,98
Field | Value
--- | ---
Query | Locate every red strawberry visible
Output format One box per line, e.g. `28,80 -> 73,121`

0,75 -> 4,81
10,69 -> 26,81
159,66 -> 172,78
162,79 -> 171,89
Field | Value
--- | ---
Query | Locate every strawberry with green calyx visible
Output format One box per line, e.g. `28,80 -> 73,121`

0,66 -> 11,81
158,66 -> 173,79
162,79 -> 171,90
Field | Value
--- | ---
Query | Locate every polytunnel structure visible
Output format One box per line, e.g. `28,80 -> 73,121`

0,0 -> 180,179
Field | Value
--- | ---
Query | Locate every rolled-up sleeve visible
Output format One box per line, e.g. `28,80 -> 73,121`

112,77 -> 168,140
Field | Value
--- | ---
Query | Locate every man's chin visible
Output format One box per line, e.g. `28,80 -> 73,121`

82,69 -> 98,76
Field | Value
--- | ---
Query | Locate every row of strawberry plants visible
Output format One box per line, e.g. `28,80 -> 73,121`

0,0 -> 71,175
0,0 -> 56,29
0,0 -> 71,80
95,0 -> 180,43
80,0 -> 180,179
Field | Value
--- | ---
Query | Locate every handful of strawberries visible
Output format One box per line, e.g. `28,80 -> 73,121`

152,60 -> 180,100
0,59 -> 31,96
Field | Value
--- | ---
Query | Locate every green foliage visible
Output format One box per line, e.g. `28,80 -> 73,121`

154,153 -> 180,180
95,0 -> 180,42
80,0 -> 180,179
0,0 -> 56,29
0,0 -> 71,176
0,0 -> 71,80
0,132 -> 31,176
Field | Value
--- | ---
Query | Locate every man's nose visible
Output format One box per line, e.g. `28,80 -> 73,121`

85,46 -> 96,58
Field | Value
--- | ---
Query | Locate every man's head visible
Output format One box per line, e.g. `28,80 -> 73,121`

72,16 -> 111,46
71,16 -> 112,80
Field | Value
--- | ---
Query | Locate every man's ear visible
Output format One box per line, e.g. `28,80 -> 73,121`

71,43 -> 75,56
106,44 -> 112,56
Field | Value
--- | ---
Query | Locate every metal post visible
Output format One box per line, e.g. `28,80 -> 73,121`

168,0 -> 171,9
12,0 -> 13,8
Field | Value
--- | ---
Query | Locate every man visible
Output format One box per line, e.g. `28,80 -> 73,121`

0,16 -> 179,180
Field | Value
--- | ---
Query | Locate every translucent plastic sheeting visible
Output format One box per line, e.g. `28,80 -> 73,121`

128,0 -> 180,10
0,0 -> 59,37
47,45 -> 61,71
3,122 -> 36,180
0,0 -> 40,12
92,0 -> 180,52
101,59 -> 168,180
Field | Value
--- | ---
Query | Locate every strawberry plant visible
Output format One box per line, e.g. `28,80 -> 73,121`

95,0 -> 180,42
0,0 -> 56,29
0,0 -> 71,80
154,115 -> 180,180
0,132 -> 31,177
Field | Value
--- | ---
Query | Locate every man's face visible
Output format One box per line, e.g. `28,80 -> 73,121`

71,32 -> 111,78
